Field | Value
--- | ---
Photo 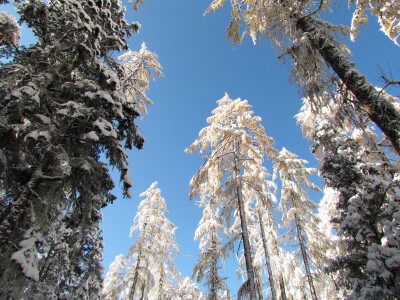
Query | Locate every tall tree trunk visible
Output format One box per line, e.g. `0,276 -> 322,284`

210,234 -> 218,300
264,209 -> 288,300
157,263 -> 164,300
234,150 -> 258,299
297,15 -> 400,155
140,283 -> 146,300
236,183 -> 258,299
258,210 -> 277,300
129,245 -> 142,300
294,212 -> 317,300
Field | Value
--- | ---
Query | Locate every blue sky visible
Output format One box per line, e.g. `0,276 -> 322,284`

3,0 -> 400,296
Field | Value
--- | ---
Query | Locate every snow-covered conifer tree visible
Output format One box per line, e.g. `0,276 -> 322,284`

0,0 -> 161,297
273,147 -> 336,299
348,0 -> 400,46
297,93 -> 400,298
102,254 -> 126,299
102,182 -> 180,300
192,183 -> 232,299
186,93 -> 277,299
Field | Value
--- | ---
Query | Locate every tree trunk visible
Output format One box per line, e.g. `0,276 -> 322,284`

129,248 -> 141,300
236,184 -> 258,299
210,235 -> 218,300
264,210 -> 288,300
234,151 -> 258,299
297,15 -> 400,156
140,283 -> 146,300
157,264 -> 164,300
294,212 -> 317,300
258,210 -> 277,300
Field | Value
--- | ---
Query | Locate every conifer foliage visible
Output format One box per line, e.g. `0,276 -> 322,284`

0,0 -> 161,298
205,0 -> 400,155
297,93 -> 400,298
102,182 -> 185,300
186,94 -> 277,299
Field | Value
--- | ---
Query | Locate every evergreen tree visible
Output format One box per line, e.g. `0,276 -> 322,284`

297,93 -> 400,298
102,254 -> 126,299
192,183 -> 232,299
102,182 -> 180,300
186,93 -> 277,299
0,0 -> 161,297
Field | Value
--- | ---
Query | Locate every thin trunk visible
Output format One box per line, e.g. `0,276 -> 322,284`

297,15 -> 400,155
265,210 -> 287,300
140,283 -> 146,300
210,235 -> 218,300
129,245 -> 142,300
294,212 -> 317,300
234,146 -> 258,299
157,264 -> 164,300
278,277 -> 287,300
258,210 -> 277,300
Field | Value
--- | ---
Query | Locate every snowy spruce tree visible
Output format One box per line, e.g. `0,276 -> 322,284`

102,182 -> 181,299
205,0 -> 400,155
297,93 -> 400,298
186,93 -> 277,299
0,0 -> 162,298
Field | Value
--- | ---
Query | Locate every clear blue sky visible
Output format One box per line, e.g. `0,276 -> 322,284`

3,0 -> 400,296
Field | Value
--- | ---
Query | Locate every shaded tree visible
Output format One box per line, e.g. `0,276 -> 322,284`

297,92 -> 400,298
0,0 -> 161,297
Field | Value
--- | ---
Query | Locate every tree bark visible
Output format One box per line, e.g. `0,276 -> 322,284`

297,15 -> 400,155
210,234 -> 218,300
264,210 -> 288,300
258,210 -> 277,300
294,212 -> 317,300
234,151 -> 258,299
236,184 -> 258,299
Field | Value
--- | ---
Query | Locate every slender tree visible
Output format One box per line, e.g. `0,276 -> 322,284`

102,182 -> 180,300
102,254 -> 126,299
192,183 -> 232,299
186,93 -> 277,299
0,0 -> 161,297
274,147 -> 335,300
